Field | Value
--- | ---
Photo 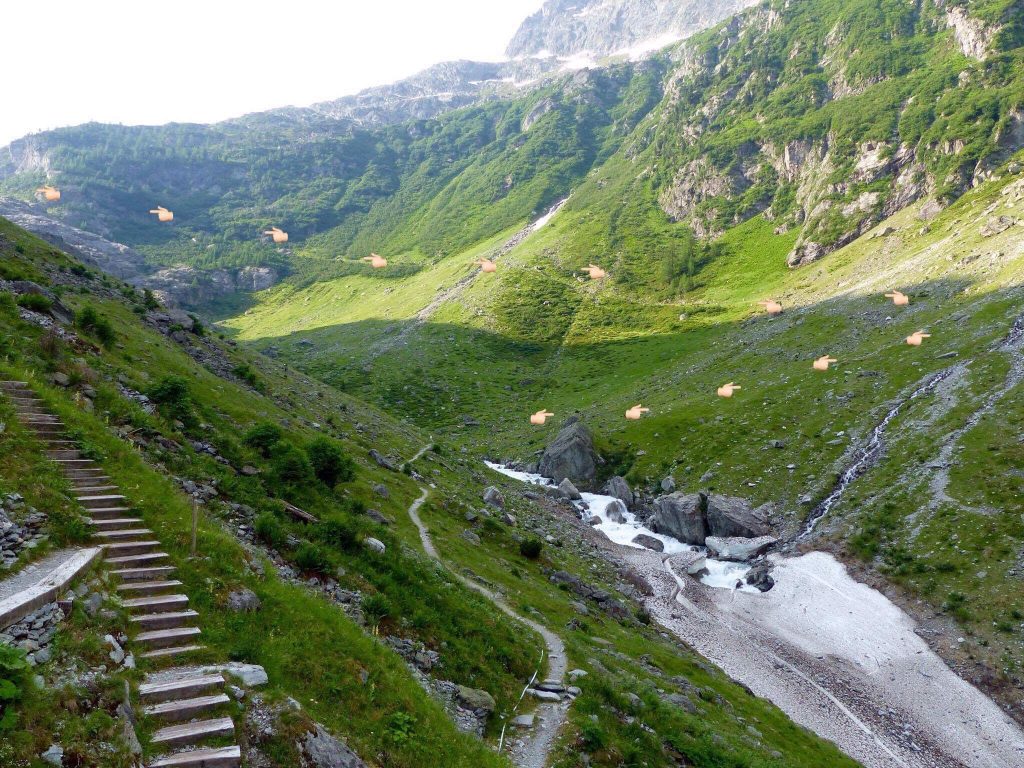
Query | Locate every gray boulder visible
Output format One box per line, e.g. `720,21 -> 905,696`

631,534 -> 664,552
364,538 -> 386,554
226,588 -> 261,612
604,499 -> 628,524
558,478 -> 582,500
482,486 -> 505,509
538,418 -> 599,486
705,536 -> 776,562
652,493 -> 707,544
661,476 -> 676,492
667,550 -> 707,575
300,723 -> 368,768
745,562 -> 775,592
457,686 -> 496,713
602,476 -> 633,508
705,495 -> 769,539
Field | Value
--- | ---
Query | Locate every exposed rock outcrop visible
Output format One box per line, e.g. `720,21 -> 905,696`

603,476 -> 634,508
652,493 -> 707,544
538,417 -> 601,487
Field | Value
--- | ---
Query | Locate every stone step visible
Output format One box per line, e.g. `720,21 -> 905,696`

106,551 -> 169,566
151,717 -> 234,749
123,594 -> 189,613
94,527 -> 151,539
87,507 -> 133,520
116,579 -> 183,596
139,673 -> 224,703
90,517 -> 144,529
48,449 -> 82,459
63,468 -> 108,478
110,565 -> 177,582
74,485 -> 119,494
143,693 -> 231,723
132,610 -> 200,631
140,644 -> 205,660
55,459 -> 95,467
134,627 -> 202,650
147,745 -> 240,768
77,494 -> 127,509
102,540 -> 160,557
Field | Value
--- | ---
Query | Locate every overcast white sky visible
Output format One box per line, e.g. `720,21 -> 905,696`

2,0 -> 543,146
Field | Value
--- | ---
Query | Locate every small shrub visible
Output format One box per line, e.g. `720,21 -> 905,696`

315,518 -> 360,552
190,314 -> 205,336
76,305 -> 115,346
520,538 -> 543,559
362,593 -> 392,629
0,292 -> 17,318
294,542 -> 332,574
232,363 -> 259,387
0,644 -> 30,731
270,443 -> 314,485
16,293 -> 52,312
148,375 -> 192,424
143,289 -> 160,310
306,438 -> 355,486
254,512 -> 285,549
244,422 -> 282,457
579,720 -> 605,751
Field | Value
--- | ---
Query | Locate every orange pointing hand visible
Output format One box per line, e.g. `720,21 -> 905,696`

149,206 -> 173,222
906,331 -> 931,346
625,404 -> 650,420
885,291 -> 910,306
813,356 -> 838,371
581,264 -> 606,280
36,186 -> 61,202
530,410 -> 554,425
758,300 -> 783,315
474,258 -> 497,273
264,227 -> 288,243
717,383 -> 741,398
362,254 -> 388,269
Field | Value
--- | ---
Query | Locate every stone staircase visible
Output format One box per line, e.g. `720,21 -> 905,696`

1,381 -> 242,768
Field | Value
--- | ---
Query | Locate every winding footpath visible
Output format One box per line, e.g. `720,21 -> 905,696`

404,465 -> 569,768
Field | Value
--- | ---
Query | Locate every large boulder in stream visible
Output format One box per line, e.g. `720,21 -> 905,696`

705,495 -> 769,539
604,499 -> 628,524
651,493 -> 707,544
603,476 -> 633,509
538,417 -> 600,487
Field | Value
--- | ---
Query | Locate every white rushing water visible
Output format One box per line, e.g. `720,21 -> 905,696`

485,462 -> 757,592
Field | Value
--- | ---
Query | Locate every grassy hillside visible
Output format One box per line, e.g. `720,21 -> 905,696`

0,219 -> 862,766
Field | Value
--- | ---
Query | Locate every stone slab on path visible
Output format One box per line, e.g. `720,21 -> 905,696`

0,547 -> 102,629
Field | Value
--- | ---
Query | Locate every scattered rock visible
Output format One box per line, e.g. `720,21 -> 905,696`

668,550 -> 707,575
705,495 -> 769,539
365,509 -> 392,526
456,686 -> 496,714
226,588 -> 261,613
511,713 -> 535,728
364,537 -> 386,554
368,449 -> 397,471
482,486 -> 505,509
602,476 -> 633,508
558,478 -> 582,500
299,723 -> 368,768
745,562 -> 775,592
604,499 -> 629,524
460,530 -> 481,545
980,215 -> 1016,237
539,418 -> 600,486
661,476 -> 676,492
372,484 -> 389,499
631,534 -> 664,552
41,745 -> 63,766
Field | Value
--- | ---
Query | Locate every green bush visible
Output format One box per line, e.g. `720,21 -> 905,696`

315,518 -> 361,552
147,375 -> 193,424
0,292 -> 17,317
76,305 -> 116,346
270,443 -> 314,485
15,293 -> 52,313
519,538 -> 543,559
232,363 -> 259,388
0,644 -> 30,732
294,542 -> 332,574
362,593 -> 392,628
244,422 -> 282,457
306,438 -> 355,486
254,511 -> 285,548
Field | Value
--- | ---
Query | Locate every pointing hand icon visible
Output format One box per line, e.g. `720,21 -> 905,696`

362,254 -> 388,268
581,264 -> 606,280
36,186 -> 60,202
264,227 -> 288,243
625,405 -> 650,420
530,410 -> 554,425
149,206 -> 174,222
758,300 -> 783,315
906,331 -> 930,346
813,356 -> 838,371
717,383 -> 741,398
885,291 -> 910,306
474,258 -> 497,273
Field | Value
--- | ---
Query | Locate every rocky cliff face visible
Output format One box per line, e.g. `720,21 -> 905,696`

507,0 -> 757,59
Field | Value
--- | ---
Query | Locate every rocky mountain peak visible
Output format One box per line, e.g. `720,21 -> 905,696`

506,0 -> 758,60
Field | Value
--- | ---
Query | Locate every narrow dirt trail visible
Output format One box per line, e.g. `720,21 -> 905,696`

404,462 -> 569,768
